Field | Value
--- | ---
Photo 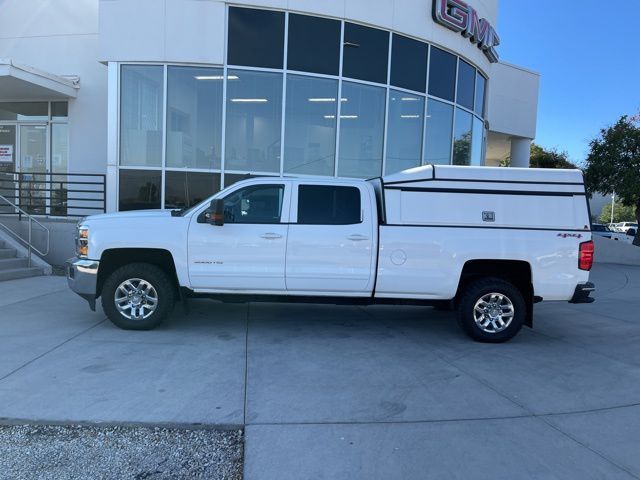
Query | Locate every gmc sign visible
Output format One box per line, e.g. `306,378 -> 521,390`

432,0 -> 500,63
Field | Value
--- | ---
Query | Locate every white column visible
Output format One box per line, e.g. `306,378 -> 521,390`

510,137 -> 531,168
106,62 -> 119,213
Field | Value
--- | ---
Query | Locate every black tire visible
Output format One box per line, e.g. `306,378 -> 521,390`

101,263 -> 175,330
456,277 -> 526,343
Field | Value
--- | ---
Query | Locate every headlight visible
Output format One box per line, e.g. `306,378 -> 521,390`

77,226 -> 89,258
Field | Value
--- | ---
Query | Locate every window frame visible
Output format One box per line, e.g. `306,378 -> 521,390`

218,183 -> 287,225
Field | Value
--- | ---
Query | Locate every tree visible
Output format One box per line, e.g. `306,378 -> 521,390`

584,114 -> 640,246
529,144 -> 577,169
598,201 -> 636,224
500,143 -> 577,169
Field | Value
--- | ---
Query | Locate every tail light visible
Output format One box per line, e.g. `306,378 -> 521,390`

579,240 -> 594,271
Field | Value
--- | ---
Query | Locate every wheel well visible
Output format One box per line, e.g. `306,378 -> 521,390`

456,259 -> 534,327
97,248 -> 179,298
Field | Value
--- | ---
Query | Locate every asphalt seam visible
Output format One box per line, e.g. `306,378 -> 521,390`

5,398 -> 640,429
243,302 -> 250,426
0,318 -> 107,384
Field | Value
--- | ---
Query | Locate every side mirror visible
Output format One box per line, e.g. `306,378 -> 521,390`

206,199 -> 225,226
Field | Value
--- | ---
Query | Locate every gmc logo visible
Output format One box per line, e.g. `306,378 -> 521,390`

432,0 -> 500,63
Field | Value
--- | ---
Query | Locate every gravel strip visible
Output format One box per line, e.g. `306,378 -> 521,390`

0,424 -> 243,480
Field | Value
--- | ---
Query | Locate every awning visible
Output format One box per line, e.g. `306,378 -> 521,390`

0,59 -> 79,100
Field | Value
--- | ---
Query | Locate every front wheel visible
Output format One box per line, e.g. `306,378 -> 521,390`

101,263 -> 175,330
456,277 -> 526,343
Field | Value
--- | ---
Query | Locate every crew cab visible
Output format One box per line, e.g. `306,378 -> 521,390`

67,165 -> 595,343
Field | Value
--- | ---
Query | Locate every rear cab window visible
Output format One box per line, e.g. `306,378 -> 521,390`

297,185 -> 361,225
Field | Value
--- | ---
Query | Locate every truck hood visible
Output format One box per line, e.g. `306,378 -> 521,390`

83,210 -> 174,222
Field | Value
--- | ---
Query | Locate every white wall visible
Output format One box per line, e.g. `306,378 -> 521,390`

488,61 -> 540,140
0,0 -> 108,175
99,0 -> 539,144
99,0 -> 498,75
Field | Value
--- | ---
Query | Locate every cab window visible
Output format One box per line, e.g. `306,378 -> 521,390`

223,184 -> 284,224
297,185 -> 361,225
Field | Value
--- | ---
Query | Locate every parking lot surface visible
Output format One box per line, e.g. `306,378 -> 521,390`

1,263 -> 639,479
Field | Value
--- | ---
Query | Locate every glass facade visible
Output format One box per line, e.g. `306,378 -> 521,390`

117,7 -> 488,210
338,82 -> 386,178
283,75 -> 338,176
386,91 -> 424,174
225,70 -> 283,173
166,66 -> 223,169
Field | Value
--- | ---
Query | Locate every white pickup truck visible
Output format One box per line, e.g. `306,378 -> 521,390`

67,165 -> 595,343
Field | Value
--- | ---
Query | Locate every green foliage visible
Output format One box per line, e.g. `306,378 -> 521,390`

453,132 -> 471,165
529,144 -> 576,169
584,114 -> 640,206
500,143 -> 576,169
598,201 -> 637,224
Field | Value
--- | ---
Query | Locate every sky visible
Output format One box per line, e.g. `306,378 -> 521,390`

496,0 -> 640,166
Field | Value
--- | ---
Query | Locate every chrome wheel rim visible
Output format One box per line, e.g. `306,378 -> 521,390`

114,278 -> 158,321
473,293 -> 515,334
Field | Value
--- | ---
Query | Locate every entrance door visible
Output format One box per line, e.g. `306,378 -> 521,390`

188,182 -> 291,292
0,125 -> 17,210
18,124 -> 48,214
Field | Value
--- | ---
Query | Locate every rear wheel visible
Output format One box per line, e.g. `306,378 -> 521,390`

101,263 -> 175,330
456,277 -> 526,343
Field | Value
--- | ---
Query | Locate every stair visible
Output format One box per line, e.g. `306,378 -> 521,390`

0,240 -> 46,282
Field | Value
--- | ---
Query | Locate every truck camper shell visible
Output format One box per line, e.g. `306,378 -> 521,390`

369,165 -> 591,232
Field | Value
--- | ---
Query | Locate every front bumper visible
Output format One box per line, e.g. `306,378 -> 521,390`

569,282 -> 595,304
66,257 -> 100,311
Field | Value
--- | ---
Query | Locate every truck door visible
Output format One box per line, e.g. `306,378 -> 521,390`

188,182 -> 290,292
285,183 -> 376,294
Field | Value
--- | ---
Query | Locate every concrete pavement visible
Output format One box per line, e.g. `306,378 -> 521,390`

0,264 -> 639,479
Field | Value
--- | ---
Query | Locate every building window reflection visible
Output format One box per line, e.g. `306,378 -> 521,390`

166,66 -> 223,170
386,91 -> 424,174
225,70 -> 283,173
284,75 -> 338,176
337,82 -> 386,178
453,108 -> 473,166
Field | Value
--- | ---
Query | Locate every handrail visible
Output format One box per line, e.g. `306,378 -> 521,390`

0,193 -> 50,265
0,171 -> 106,217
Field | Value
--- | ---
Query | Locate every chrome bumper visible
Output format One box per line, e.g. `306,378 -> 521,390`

66,257 -> 99,311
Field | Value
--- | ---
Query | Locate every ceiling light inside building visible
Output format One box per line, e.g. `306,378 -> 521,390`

230,98 -> 268,103
194,75 -> 239,80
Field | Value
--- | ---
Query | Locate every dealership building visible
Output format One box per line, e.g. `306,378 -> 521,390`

0,0 -> 539,261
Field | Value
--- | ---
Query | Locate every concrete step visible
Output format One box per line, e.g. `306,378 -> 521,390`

0,248 -> 18,259
0,257 -> 28,270
0,267 -> 45,282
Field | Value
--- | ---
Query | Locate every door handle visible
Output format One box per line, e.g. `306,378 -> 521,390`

261,233 -> 283,240
347,234 -> 369,241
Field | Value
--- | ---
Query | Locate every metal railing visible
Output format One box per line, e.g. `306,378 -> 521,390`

0,193 -> 50,266
0,171 -> 106,218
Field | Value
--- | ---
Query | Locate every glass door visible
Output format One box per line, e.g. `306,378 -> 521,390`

18,124 -> 48,214
0,125 -> 17,213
